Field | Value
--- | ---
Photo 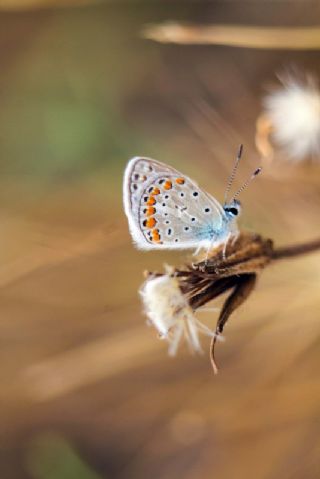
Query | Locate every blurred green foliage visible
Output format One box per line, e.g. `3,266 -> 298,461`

26,434 -> 103,479
0,7 -> 161,181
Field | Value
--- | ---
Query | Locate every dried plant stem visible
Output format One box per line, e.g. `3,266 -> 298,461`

143,23 -> 320,50
272,238 -> 320,260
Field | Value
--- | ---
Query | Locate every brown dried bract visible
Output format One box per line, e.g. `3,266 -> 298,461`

173,232 -> 320,373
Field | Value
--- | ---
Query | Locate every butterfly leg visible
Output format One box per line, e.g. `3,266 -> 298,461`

204,244 -> 212,264
231,231 -> 240,246
222,233 -> 232,261
193,244 -> 203,256
197,235 -> 232,271
204,235 -> 220,265
193,242 -> 213,267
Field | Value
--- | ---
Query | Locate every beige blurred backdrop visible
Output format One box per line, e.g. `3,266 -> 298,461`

1,1 -> 320,478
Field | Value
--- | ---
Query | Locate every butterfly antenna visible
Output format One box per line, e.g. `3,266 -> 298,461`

224,144 -> 243,205
232,167 -> 262,201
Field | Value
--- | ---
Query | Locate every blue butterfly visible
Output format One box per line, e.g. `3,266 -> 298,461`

123,146 -> 261,253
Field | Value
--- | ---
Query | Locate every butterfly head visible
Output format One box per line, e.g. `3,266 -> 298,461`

223,199 -> 241,221
222,145 -> 261,224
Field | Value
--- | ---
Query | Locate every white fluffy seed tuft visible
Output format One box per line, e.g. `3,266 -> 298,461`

140,267 -> 220,356
263,75 -> 320,161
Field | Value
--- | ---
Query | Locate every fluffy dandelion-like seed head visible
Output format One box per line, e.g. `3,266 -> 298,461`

263,74 -> 320,161
140,266 -> 217,357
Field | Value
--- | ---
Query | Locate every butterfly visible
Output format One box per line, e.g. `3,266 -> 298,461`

123,146 -> 261,252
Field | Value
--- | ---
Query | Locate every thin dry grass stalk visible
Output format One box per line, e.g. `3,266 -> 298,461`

142,23 -> 320,50
0,0 -> 100,10
147,233 -> 320,373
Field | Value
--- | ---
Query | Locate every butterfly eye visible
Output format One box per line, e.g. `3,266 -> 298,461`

224,207 -> 239,216
229,208 -> 238,216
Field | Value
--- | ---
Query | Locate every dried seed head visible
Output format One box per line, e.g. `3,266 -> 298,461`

140,234 -> 274,371
139,233 -> 320,373
140,266 -> 218,356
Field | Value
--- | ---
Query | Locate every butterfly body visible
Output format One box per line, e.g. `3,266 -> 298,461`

123,157 -> 240,251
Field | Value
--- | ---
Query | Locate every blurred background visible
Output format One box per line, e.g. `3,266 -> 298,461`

1,1 -> 320,478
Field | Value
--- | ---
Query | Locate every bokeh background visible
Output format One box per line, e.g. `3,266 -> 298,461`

1,1 -> 320,478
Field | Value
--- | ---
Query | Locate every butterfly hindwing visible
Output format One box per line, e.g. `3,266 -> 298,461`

123,157 -> 226,250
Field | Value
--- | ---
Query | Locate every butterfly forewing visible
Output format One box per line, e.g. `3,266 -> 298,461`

124,157 -> 226,250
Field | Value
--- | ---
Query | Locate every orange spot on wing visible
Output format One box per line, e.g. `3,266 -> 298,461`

145,217 -> 157,228
146,207 -> 156,216
176,177 -> 185,185
152,229 -> 161,242
164,181 -> 172,190
152,187 -> 160,195
146,196 -> 156,205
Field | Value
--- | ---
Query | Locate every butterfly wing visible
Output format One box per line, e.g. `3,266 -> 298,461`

123,156 -> 229,250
